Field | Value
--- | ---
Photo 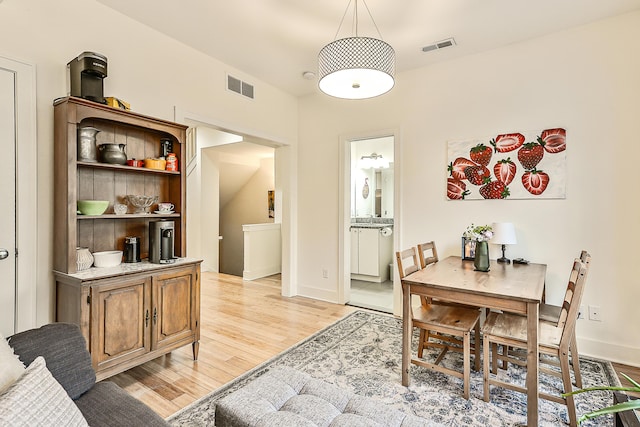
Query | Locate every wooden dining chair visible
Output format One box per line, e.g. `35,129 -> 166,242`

397,247 -> 481,399
417,241 -> 439,269
482,258 -> 589,427
502,251 -> 591,386
537,250 -> 591,388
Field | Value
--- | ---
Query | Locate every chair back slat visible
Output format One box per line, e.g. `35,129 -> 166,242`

557,251 -> 591,328
417,241 -> 439,269
396,247 -> 421,279
559,255 -> 590,348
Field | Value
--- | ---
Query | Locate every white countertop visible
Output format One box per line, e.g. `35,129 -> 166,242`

55,257 -> 202,281
350,223 -> 393,229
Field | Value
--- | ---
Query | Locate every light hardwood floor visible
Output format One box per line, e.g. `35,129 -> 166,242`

111,272 -> 639,418
109,272 -> 356,418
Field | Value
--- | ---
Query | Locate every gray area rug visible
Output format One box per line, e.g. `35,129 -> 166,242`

168,310 -> 619,426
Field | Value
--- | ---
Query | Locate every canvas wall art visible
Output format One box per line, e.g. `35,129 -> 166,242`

446,128 -> 566,200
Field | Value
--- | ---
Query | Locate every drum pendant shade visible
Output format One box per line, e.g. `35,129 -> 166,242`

318,36 -> 395,99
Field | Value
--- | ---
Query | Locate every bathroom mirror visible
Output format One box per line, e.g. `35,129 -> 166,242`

351,137 -> 394,219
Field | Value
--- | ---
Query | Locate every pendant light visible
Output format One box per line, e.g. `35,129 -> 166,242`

318,0 -> 395,99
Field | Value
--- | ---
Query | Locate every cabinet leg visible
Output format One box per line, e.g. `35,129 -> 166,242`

192,341 -> 199,360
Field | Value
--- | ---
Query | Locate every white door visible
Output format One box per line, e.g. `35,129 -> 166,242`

0,67 -> 17,336
0,56 -> 37,336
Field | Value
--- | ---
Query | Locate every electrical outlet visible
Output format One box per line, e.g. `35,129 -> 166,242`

588,305 -> 602,321
322,268 -> 328,279
578,305 -> 585,320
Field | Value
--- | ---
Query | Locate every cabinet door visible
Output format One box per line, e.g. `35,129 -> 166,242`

152,265 -> 198,351
90,276 -> 151,372
358,228 -> 380,276
350,228 -> 360,274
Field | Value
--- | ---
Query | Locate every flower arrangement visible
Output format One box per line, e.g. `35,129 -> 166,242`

464,224 -> 493,242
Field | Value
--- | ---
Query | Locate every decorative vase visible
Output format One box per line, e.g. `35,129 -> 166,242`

474,241 -> 490,272
76,247 -> 94,271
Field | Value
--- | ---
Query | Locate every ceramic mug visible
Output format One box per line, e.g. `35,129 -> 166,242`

157,202 -> 174,212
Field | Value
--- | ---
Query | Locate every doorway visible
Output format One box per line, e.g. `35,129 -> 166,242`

347,136 -> 395,313
174,109 -> 294,295
209,141 -> 275,277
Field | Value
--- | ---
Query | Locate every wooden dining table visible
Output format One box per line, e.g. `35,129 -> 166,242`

401,255 -> 546,427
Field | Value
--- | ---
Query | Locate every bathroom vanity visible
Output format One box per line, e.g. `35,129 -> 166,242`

350,223 -> 393,283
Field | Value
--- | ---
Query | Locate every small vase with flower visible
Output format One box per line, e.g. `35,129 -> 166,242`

464,224 -> 493,272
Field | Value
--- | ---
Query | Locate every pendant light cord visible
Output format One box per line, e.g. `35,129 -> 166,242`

361,0 -> 384,40
332,0 -> 385,41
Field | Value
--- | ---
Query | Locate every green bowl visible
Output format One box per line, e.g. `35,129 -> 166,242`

77,200 -> 109,216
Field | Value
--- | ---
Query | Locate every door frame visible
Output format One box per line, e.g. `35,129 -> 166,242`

0,55 -> 38,333
174,107 -> 296,297
338,128 -> 401,315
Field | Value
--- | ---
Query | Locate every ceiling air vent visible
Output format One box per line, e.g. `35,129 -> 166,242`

227,74 -> 255,100
422,37 -> 456,53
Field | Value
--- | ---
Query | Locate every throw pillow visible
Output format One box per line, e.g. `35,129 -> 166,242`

0,356 -> 88,427
0,333 -> 25,393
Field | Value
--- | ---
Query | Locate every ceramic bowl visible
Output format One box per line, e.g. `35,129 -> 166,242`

77,200 -> 109,216
92,250 -> 123,268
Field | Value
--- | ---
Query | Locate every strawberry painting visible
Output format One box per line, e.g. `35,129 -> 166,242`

517,141 -> 544,170
539,128 -> 566,154
493,158 -> 516,185
490,133 -> 525,153
469,143 -> 492,166
479,180 -> 510,199
448,157 -> 477,181
522,169 -> 550,195
446,128 -> 566,200
447,178 -> 470,200
464,165 -> 491,186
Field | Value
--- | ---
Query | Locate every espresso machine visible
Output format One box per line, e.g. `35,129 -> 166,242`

149,221 -> 176,264
67,51 -> 108,104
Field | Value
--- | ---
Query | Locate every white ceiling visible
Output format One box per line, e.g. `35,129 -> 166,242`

96,0 -> 640,97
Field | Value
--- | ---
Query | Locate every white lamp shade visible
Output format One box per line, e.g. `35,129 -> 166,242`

318,37 -> 395,99
491,222 -> 517,245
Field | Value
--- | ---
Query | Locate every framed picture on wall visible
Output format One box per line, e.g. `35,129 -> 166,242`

462,237 -> 476,260
268,190 -> 274,218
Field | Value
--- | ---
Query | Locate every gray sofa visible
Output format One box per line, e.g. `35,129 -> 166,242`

7,323 -> 169,427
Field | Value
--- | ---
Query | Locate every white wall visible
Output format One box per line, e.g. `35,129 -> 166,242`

0,0 -> 297,324
297,11 -> 640,365
220,157 -> 275,276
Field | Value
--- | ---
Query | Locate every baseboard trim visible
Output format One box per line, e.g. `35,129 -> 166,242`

578,336 -> 640,368
297,285 -> 339,304
243,267 -> 281,281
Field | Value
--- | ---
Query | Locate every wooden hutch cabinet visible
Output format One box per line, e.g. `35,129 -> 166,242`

52,97 -> 201,380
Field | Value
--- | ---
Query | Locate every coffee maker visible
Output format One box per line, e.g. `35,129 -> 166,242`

123,236 -> 141,263
149,221 -> 176,264
67,52 -> 108,104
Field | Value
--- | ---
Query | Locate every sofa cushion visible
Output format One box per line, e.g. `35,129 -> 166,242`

0,333 -> 25,393
0,356 -> 88,427
8,323 -> 95,399
75,381 -> 170,427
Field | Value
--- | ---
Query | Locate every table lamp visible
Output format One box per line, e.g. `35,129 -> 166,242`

491,222 -> 517,263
